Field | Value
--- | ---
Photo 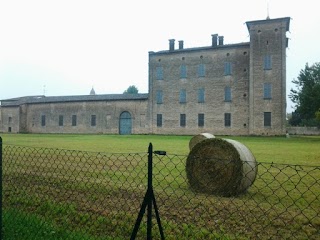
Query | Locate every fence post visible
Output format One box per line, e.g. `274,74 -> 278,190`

0,136 -> 2,240
130,143 -> 165,240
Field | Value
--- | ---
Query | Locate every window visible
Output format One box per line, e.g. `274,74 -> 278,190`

180,65 -> 187,78
59,115 -> 63,126
157,114 -> 162,127
198,64 -> 205,77
198,114 -> 204,127
156,90 -> 163,104
224,62 -> 232,75
8,117 -> 12,124
180,114 -> 186,127
224,87 -> 232,102
198,88 -> 205,103
156,66 -> 163,80
41,115 -> 46,127
224,113 -> 231,127
263,83 -> 272,99
91,115 -> 96,126
264,112 -> 271,127
72,115 -> 77,126
264,55 -> 272,70
179,89 -> 186,103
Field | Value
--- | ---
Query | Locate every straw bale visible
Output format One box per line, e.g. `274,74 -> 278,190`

189,133 -> 215,151
223,139 -> 258,193
186,138 -> 257,197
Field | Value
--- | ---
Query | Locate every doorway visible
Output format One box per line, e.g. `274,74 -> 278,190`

119,111 -> 132,135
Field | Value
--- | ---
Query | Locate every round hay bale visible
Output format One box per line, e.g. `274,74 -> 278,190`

186,138 -> 257,197
189,133 -> 215,151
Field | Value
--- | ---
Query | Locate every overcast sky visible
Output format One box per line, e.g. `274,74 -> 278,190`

0,0 -> 319,112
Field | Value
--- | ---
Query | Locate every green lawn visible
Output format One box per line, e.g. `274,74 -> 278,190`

1,133 -> 320,165
3,208 -> 110,240
1,133 -> 320,239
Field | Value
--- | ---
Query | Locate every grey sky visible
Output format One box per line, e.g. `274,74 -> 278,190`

1,0 -> 319,113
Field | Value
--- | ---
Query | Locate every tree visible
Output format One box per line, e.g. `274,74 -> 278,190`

288,110 -> 302,126
289,62 -> 320,126
123,85 -> 139,94
316,109 -> 320,121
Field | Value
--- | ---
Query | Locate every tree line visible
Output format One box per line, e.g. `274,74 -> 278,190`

289,62 -> 320,127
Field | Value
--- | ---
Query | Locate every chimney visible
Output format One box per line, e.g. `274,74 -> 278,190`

219,36 -> 224,45
169,39 -> 175,51
178,40 -> 184,50
211,34 -> 218,47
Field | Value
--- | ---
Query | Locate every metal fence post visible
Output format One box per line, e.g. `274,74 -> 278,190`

130,143 -> 165,240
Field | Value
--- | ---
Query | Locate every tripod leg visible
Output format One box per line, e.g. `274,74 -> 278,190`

147,192 -> 152,239
130,191 -> 149,240
152,191 -> 165,240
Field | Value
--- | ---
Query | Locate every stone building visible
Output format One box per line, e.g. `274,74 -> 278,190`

0,17 -> 290,135
0,94 -> 149,134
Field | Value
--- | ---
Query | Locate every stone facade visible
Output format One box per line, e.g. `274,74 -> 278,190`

0,17 -> 290,135
149,17 -> 290,135
149,43 -> 251,135
247,18 -> 289,135
0,95 -> 149,134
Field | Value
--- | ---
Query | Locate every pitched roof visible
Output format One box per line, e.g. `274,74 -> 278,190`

1,93 -> 149,107
149,42 -> 250,56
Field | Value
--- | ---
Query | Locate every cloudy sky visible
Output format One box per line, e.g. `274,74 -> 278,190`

0,0 -> 319,112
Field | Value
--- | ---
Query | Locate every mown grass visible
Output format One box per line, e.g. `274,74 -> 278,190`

1,133 -> 320,165
1,133 -> 320,239
3,208 -> 112,240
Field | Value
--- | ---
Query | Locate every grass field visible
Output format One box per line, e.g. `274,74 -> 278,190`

1,133 -> 320,165
1,133 -> 320,239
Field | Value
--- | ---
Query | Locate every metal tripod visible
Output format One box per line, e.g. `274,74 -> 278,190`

130,143 -> 165,240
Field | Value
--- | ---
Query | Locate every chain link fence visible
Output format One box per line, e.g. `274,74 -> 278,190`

1,142 -> 320,239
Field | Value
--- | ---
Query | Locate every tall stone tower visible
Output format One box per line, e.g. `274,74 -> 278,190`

246,17 -> 290,135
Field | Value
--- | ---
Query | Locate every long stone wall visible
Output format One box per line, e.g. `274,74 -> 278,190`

287,127 -> 320,135
0,98 -> 149,134
24,100 -> 149,134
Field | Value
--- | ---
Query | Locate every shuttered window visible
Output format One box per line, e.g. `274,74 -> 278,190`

179,89 -> 186,103
156,66 -> 163,80
224,113 -> 231,127
156,90 -> 163,104
72,115 -> 77,126
157,114 -> 162,127
198,88 -> 205,103
264,55 -> 272,70
59,115 -> 63,126
41,115 -> 46,126
264,83 -> 272,99
224,62 -> 232,75
180,65 -> 187,78
198,113 -> 204,127
180,114 -> 186,127
198,64 -> 205,77
224,87 -> 232,102
264,112 -> 271,127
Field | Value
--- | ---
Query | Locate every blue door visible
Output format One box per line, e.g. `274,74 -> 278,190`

119,111 -> 132,135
